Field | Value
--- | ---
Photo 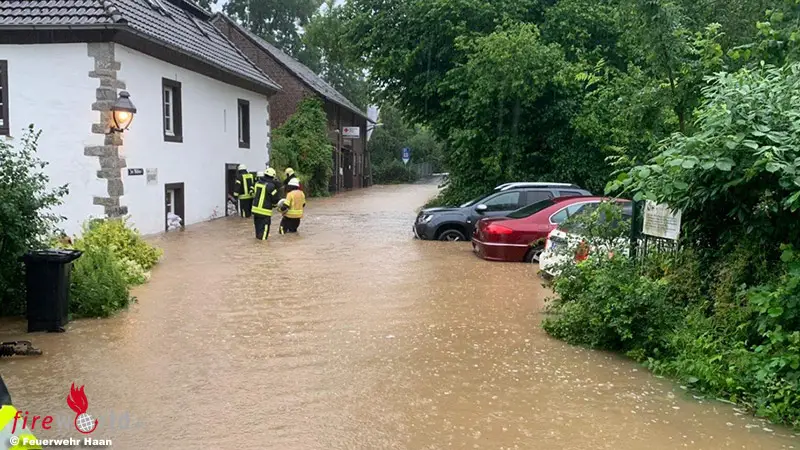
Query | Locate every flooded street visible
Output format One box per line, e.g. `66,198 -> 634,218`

0,182 -> 797,449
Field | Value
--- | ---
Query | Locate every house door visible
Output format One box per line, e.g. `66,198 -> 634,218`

165,182 -> 185,231
225,163 -> 238,216
343,149 -> 354,189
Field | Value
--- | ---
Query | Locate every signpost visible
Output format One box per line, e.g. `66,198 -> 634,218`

127,168 -> 144,176
642,201 -> 682,240
402,147 -> 411,165
342,126 -> 360,139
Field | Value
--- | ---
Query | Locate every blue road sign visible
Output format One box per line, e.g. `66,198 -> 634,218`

402,147 -> 411,165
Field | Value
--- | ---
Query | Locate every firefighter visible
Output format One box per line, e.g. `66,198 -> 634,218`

279,178 -> 306,234
251,169 -> 280,240
266,164 -> 283,197
284,168 -> 297,188
233,164 -> 255,217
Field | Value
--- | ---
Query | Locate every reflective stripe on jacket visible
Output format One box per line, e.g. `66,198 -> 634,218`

285,189 -> 306,219
0,405 -> 40,449
251,180 -> 279,216
235,173 -> 255,199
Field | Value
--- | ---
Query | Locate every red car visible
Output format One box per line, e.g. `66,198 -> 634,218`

472,196 -> 627,263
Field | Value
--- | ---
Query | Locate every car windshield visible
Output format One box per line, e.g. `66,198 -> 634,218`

506,199 -> 557,219
459,194 -> 487,208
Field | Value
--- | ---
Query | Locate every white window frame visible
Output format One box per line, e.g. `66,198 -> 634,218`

163,86 -> 174,136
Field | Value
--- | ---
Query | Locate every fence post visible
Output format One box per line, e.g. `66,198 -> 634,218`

630,200 -> 643,261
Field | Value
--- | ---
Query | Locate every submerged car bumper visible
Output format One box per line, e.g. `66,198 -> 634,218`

472,238 -> 529,262
413,222 -> 434,240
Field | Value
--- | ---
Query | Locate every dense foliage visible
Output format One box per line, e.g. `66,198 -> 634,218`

220,0 -> 324,68
58,218 -> 163,318
0,126 -> 67,315
339,0 -> 800,205
270,97 -> 332,197
369,104 -> 444,184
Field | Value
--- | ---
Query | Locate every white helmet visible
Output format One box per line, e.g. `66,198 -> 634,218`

238,164 -> 247,171
256,171 -> 265,177
288,178 -> 300,187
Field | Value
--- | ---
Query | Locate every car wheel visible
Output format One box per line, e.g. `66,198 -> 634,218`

438,229 -> 466,242
525,245 -> 544,263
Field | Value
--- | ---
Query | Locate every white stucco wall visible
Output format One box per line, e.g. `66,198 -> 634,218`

1,43 -> 106,235
116,44 -> 270,235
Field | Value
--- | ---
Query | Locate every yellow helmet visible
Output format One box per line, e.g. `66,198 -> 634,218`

285,167 -> 295,176
265,167 -> 277,178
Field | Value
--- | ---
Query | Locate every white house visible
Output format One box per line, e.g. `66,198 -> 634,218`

0,0 -> 281,235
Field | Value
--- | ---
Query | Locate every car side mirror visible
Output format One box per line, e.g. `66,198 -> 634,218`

476,204 -> 488,213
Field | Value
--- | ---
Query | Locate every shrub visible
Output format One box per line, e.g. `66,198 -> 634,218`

78,217 -> 162,270
69,244 -> 131,318
52,217 -> 161,317
544,255 -> 679,357
0,125 -> 68,316
271,97 -> 333,197
373,159 -> 419,184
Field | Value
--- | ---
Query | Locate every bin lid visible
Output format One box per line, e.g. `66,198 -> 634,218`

21,249 -> 83,264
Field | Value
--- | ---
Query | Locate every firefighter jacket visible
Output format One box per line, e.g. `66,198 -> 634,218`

234,171 -> 255,200
251,179 -> 279,216
284,189 -> 306,219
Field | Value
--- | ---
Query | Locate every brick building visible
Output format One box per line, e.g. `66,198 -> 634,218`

212,14 -> 372,192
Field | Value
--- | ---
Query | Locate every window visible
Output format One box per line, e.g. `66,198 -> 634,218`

507,199 -> 556,219
551,208 -> 570,224
559,190 -> 585,197
162,78 -> 182,142
237,99 -> 250,148
567,202 -> 599,217
483,191 -> 521,212
525,190 -> 553,205
0,61 -> 8,135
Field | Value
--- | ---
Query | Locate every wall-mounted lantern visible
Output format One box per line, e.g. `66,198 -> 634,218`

109,91 -> 137,133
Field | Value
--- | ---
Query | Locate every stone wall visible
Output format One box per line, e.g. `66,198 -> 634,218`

86,42 -> 127,217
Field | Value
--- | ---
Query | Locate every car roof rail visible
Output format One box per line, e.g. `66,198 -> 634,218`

495,182 -> 579,191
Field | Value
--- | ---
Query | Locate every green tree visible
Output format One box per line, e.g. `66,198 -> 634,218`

223,0 -> 324,65
303,0 -> 371,110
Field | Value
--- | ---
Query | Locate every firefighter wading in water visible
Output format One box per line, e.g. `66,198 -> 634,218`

280,177 -> 306,234
233,164 -> 255,217
251,168 -> 280,240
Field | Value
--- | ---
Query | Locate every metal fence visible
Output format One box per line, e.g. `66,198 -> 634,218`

629,200 -> 679,261
409,162 -> 434,178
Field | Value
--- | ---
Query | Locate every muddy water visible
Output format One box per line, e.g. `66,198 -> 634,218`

0,183 -> 797,449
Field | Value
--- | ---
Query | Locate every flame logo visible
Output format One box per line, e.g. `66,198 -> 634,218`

67,383 -> 98,434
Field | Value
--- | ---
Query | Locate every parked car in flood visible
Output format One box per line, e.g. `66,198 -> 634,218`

539,200 -> 633,275
471,196 -> 619,262
413,183 -> 591,241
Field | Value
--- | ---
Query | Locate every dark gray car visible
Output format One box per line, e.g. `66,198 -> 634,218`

413,183 -> 592,241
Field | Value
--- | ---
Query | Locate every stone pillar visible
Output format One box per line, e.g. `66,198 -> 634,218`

86,42 -> 128,218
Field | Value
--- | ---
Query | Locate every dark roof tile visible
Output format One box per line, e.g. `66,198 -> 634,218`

0,0 -> 280,92
216,14 -> 368,119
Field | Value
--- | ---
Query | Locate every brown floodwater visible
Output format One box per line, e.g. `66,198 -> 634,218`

0,182 -> 797,449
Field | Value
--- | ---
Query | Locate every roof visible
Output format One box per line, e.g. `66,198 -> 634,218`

0,0 -> 281,93
214,14 -> 369,120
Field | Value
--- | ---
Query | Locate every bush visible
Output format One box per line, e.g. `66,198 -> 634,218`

271,97 -> 333,197
69,244 -> 131,318
373,159 -> 419,184
53,217 -> 162,317
78,218 -> 162,271
0,125 -> 68,316
544,255 -> 680,357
